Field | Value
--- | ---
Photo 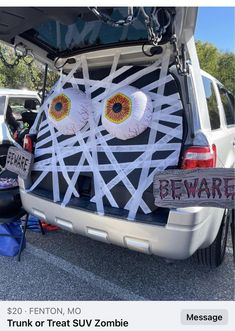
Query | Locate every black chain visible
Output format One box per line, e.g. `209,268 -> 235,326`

89,7 -> 172,47
141,8 -> 171,46
27,62 -> 40,89
23,52 -> 37,87
170,35 -> 189,76
89,7 -> 139,27
0,43 -> 43,90
0,44 -> 24,69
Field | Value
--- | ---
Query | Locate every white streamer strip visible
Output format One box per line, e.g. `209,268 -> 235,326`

49,123 -> 60,202
81,54 -> 104,214
48,122 -> 80,199
127,47 -> 173,220
34,143 -> 181,159
33,159 -> 176,172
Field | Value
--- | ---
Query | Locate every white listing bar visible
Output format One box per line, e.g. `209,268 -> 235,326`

0,301 -> 234,331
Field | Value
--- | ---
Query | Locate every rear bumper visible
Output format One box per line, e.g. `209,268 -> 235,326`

19,188 -> 224,260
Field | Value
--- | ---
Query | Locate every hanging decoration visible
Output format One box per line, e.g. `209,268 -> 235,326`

88,7 -> 172,46
47,88 -> 89,135
102,86 -> 153,140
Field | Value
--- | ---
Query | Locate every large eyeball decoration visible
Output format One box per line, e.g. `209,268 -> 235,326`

48,88 -> 89,135
102,86 -> 153,140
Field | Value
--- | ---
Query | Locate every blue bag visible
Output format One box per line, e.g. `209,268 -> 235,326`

27,215 -> 41,233
0,221 -> 26,256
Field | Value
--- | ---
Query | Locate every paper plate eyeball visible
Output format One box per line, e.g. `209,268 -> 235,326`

102,86 -> 153,140
47,88 -> 89,135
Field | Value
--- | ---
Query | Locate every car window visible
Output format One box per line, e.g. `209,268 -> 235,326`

202,76 -> 220,130
217,85 -> 235,126
8,97 -> 39,121
0,96 -> 6,115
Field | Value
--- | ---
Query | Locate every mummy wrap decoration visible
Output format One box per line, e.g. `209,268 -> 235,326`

48,88 -> 89,135
31,50 -> 184,219
102,86 -> 153,140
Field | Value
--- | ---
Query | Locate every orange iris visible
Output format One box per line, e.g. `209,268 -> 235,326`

105,93 -> 132,124
49,94 -> 71,121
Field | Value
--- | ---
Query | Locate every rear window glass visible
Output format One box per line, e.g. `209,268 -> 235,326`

26,8 -> 148,53
202,76 -> 220,130
22,8 -> 174,56
217,85 -> 235,126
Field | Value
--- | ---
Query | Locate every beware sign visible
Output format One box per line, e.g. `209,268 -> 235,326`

6,146 -> 34,180
153,168 -> 235,209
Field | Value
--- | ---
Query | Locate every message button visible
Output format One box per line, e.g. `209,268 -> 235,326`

181,309 -> 228,325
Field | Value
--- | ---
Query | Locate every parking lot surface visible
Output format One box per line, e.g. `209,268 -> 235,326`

0,227 -> 234,301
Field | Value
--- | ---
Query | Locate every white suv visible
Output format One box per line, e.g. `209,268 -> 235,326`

0,7 -> 234,267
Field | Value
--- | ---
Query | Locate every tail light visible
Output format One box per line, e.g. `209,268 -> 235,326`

181,145 -> 216,169
23,134 -> 33,153
13,130 -> 18,141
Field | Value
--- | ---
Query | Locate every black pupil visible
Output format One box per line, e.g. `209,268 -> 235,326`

112,103 -> 122,113
55,102 -> 63,111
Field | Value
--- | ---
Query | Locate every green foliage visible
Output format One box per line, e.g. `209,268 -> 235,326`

217,53 -> 235,94
196,40 -> 235,95
0,42 -> 58,92
196,41 -> 219,76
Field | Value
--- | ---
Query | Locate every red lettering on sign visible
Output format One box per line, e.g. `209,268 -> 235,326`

198,178 -> 210,198
184,179 -> 199,198
170,179 -> 182,200
159,180 -> 169,199
212,177 -> 222,198
224,178 -> 235,200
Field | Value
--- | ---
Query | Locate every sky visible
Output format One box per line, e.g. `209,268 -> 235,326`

195,7 -> 235,53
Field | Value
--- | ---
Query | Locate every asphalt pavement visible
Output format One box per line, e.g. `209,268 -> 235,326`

0,226 -> 234,301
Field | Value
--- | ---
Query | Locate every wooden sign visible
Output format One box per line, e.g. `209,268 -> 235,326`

153,168 -> 235,209
6,146 -> 34,180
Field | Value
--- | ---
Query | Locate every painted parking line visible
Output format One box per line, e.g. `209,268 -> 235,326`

27,243 -> 146,301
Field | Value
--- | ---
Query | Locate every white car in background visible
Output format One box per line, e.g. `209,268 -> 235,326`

0,88 -> 40,170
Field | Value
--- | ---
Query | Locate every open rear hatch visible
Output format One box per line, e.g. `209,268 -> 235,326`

0,7 -> 197,222
0,7 -> 197,65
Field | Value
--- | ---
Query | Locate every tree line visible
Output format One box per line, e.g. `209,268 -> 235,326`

0,40 -> 234,95
0,42 -> 58,92
196,41 -> 235,95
